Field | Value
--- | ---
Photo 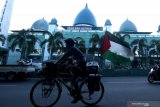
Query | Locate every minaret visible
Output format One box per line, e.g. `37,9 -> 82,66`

104,19 -> 112,33
49,18 -> 58,33
0,0 -> 14,47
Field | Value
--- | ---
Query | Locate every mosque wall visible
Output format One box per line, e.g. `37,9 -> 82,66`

63,31 -> 104,48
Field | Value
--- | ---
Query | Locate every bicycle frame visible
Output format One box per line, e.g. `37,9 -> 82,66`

48,72 -> 86,95
56,74 -> 73,92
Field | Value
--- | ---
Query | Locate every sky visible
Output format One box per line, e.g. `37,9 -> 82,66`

0,0 -> 160,33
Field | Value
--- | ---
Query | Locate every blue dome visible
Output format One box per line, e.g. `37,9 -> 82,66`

73,4 -> 97,26
49,18 -> 58,26
105,19 -> 112,26
119,19 -> 137,32
31,18 -> 49,31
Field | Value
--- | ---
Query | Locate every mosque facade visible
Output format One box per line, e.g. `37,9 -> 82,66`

5,3 -> 160,66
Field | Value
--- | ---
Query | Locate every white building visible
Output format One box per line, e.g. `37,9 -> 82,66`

0,0 -> 14,64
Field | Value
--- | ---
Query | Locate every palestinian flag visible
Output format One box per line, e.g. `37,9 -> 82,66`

101,31 -> 111,57
101,31 -> 132,65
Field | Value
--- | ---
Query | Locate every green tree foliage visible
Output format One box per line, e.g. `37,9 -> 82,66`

40,31 -> 64,59
7,29 -> 38,60
0,34 -> 6,45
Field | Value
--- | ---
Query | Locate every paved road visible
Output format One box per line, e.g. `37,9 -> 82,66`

103,77 -> 160,107
0,77 -> 160,107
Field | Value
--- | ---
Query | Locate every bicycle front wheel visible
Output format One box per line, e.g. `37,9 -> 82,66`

80,81 -> 104,106
30,79 -> 61,107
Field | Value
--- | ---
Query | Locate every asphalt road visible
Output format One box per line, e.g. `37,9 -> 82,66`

0,77 -> 160,107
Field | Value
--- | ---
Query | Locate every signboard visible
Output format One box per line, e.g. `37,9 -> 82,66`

62,26 -> 103,31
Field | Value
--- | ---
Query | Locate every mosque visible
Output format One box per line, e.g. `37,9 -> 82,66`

7,4 -> 134,64
1,0 -> 160,66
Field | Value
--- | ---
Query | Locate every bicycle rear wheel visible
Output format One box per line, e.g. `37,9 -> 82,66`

30,79 -> 61,107
80,81 -> 104,106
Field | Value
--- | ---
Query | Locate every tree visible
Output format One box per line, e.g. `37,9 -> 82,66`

7,29 -> 38,60
149,39 -> 160,62
138,38 -> 148,56
130,38 -> 148,68
89,33 -> 110,70
114,32 -> 130,42
131,39 -> 139,55
74,37 -> 85,53
148,40 -> 157,56
89,33 -> 101,55
0,34 -> 6,45
131,38 -> 148,57
139,38 -> 148,67
40,31 -> 64,59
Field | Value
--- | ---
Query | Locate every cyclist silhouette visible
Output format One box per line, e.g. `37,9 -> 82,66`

57,38 -> 87,103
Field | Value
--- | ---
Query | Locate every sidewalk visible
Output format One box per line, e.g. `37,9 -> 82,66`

100,68 -> 149,77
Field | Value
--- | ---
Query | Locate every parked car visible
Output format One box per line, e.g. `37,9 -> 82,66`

28,59 -> 42,72
0,64 -> 35,80
148,64 -> 160,83
31,62 -> 42,72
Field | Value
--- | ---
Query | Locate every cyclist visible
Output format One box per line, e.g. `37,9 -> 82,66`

57,38 -> 87,103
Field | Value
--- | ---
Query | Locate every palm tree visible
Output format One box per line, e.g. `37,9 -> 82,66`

114,32 -> 130,42
139,38 -> 148,67
147,39 -> 160,66
137,38 -> 148,68
131,39 -> 139,55
74,37 -> 85,53
40,31 -> 64,59
7,29 -> 38,60
148,40 -> 157,56
148,46 -> 156,66
89,33 -> 100,55
122,33 -> 130,41
149,39 -> 160,61
138,38 -> 148,55
130,38 -> 148,68
0,34 -> 6,46
131,38 -> 148,57
89,33 -> 107,69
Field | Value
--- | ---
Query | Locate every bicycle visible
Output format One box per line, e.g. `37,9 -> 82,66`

30,59 -> 104,107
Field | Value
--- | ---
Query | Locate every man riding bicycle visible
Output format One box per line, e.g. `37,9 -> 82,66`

57,38 -> 87,103
30,39 -> 104,106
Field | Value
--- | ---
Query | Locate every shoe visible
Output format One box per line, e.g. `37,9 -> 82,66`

71,96 -> 82,104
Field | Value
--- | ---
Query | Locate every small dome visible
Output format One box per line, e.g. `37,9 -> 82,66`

31,18 -> 49,31
105,19 -> 112,26
49,18 -> 58,26
119,19 -> 137,32
73,4 -> 97,26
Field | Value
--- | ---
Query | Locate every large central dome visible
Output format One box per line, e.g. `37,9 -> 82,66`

73,4 -> 97,27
